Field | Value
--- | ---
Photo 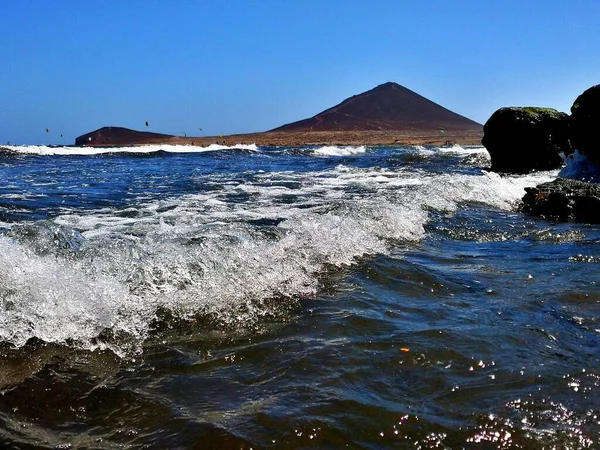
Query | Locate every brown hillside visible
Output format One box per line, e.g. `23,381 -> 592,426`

271,82 -> 482,133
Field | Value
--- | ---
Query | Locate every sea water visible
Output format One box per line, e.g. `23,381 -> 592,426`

0,144 -> 598,448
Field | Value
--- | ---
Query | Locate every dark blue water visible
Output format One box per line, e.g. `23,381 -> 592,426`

0,144 -> 598,448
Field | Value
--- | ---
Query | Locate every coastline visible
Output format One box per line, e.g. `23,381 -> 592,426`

90,130 -> 484,148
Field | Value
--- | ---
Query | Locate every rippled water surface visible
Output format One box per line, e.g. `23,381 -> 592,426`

0,144 -> 598,448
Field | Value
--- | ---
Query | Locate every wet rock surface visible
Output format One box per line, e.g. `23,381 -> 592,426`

520,178 -> 600,223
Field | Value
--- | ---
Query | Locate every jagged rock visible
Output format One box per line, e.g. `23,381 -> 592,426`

570,84 -> 600,166
482,107 -> 571,174
520,178 -> 600,223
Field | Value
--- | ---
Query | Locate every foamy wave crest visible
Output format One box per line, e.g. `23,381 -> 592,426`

438,145 -> 489,155
0,201 -> 424,355
406,146 -> 491,166
312,145 -> 366,156
0,234 -> 150,355
0,143 -> 259,156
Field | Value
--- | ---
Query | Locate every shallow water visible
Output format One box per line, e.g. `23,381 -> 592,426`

0,144 -> 598,448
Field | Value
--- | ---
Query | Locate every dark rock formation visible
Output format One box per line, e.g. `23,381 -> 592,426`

520,178 -> 600,223
75,127 -> 175,146
570,84 -> 600,166
482,107 -> 571,174
271,82 -> 483,134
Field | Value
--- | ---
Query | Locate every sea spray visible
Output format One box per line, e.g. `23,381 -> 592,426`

559,150 -> 600,183
0,235 -> 148,355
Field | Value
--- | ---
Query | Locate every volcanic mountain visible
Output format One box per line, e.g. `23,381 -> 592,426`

271,82 -> 482,133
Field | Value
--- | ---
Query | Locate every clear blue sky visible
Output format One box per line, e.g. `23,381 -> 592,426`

1,1 -> 599,144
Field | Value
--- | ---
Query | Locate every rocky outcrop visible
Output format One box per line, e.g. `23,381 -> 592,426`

482,107 -> 571,174
520,178 -> 600,223
570,84 -> 600,166
510,86 -> 600,223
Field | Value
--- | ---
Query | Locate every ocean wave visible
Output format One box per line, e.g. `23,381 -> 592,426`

0,156 -> 558,355
0,143 -> 259,156
0,198 -> 417,355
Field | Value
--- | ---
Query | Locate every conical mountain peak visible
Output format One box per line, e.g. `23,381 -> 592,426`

271,82 -> 481,133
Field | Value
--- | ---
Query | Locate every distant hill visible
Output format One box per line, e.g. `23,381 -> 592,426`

271,82 -> 482,133
75,126 -> 176,146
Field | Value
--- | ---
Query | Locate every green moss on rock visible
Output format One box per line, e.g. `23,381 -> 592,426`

521,107 -> 565,120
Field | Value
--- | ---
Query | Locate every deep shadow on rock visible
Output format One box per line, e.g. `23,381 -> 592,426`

482,107 -> 571,174
570,84 -> 600,166
520,178 -> 600,223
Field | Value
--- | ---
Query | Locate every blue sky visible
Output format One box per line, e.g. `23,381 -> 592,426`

1,1 -> 599,144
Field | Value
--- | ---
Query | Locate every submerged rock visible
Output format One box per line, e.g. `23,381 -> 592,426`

482,107 -> 571,174
520,178 -> 600,223
570,84 -> 600,166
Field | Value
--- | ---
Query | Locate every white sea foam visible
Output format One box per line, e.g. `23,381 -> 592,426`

1,143 -> 259,156
437,145 -> 489,155
312,145 -> 366,156
0,235 -> 149,355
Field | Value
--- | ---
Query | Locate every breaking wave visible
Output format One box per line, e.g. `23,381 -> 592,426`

0,147 -> 556,356
0,143 -> 259,156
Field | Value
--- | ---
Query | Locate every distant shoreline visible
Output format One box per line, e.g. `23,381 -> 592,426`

80,130 -> 484,148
